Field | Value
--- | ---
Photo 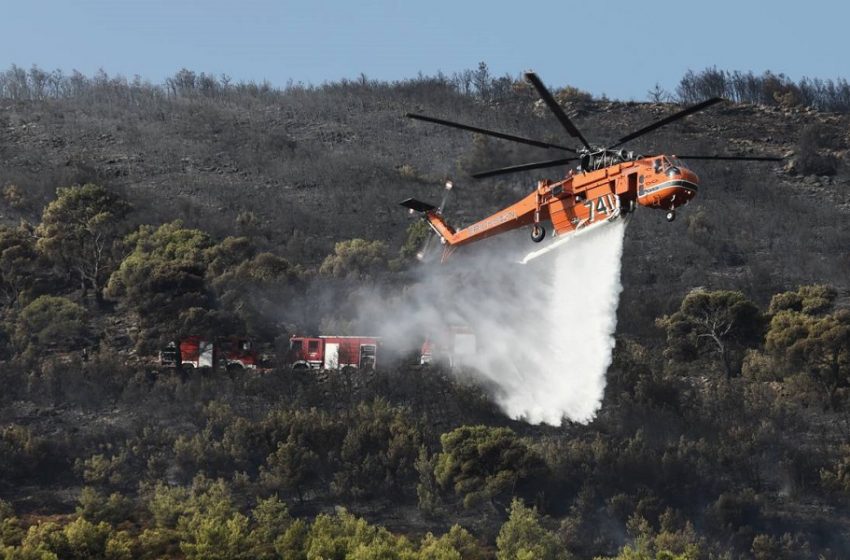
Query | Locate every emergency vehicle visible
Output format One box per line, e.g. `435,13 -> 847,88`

287,335 -> 379,371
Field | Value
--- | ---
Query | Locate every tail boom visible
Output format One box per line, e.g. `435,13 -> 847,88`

400,192 -> 541,248
401,198 -> 458,244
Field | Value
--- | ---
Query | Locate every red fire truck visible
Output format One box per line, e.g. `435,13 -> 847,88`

420,326 -> 476,368
160,336 -> 258,371
287,335 -> 379,371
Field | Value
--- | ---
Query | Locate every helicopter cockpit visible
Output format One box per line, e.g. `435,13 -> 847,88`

652,155 -> 690,177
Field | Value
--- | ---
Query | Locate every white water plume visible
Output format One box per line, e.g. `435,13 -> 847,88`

363,218 -> 628,426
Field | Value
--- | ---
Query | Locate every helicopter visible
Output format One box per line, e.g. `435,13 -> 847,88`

401,72 -> 782,263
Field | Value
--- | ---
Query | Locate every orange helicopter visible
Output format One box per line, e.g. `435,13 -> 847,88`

401,72 -> 781,262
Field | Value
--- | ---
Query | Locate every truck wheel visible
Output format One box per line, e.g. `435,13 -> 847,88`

226,363 -> 244,373
292,363 -> 309,372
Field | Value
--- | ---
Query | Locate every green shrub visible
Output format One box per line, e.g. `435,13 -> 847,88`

12,295 -> 88,358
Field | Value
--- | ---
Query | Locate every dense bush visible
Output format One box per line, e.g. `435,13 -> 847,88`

435,425 -> 546,510
11,295 -> 89,359
319,238 -> 389,279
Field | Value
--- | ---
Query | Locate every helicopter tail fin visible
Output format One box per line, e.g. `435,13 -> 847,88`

400,198 -> 436,213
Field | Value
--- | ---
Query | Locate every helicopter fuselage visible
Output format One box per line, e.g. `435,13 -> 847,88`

421,155 -> 698,253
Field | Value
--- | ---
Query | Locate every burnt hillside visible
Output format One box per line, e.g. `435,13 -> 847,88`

2,68 -> 850,559
0,71 -> 848,331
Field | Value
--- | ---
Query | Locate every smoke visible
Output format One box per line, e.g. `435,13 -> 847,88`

357,219 -> 628,426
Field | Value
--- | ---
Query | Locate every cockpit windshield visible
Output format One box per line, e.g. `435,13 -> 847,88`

664,156 -> 688,170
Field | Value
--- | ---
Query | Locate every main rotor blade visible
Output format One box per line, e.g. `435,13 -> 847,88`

471,157 -> 576,179
524,72 -> 593,151
676,155 -> 783,161
406,113 -> 576,152
609,97 -> 725,149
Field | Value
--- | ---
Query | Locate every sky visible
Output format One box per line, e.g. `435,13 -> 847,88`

2,0 -> 849,100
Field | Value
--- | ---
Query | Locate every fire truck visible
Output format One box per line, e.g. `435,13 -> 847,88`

420,326 -> 476,368
287,335 -> 379,371
160,336 -> 258,371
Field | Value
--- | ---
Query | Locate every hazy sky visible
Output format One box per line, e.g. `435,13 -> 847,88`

3,0 -> 848,100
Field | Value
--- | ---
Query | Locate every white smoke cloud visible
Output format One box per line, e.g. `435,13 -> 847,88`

357,218 -> 628,426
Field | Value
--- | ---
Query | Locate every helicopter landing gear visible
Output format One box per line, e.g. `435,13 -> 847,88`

666,211 -> 676,222
531,224 -> 546,243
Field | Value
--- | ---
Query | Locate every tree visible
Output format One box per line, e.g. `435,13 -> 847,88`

209,249 -> 302,338
62,517 -> 112,560
105,530 -> 135,560
332,399 -> 421,499
274,519 -> 307,560
0,224 -> 49,310
173,477 -> 252,560
647,83 -> 670,103
768,284 -> 836,315
76,487 -> 132,525
766,309 -> 850,408
146,482 -> 190,530
179,512 -> 251,560
555,85 -> 593,103
105,221 -> 213,347
248,496 -> 291,560
434,425 -> 546,509
12,295 -> 88,358
175,307 -> 243,341
418,525 -> 485,560
416,447 -> 444,518
593,514 -> 702,560
496,499 -> 568,560
305,510 -> 414,559
0,499 -> 24,548
18,521 -> 68,560
259,435 -> 321,502
657,290 -> 762,378
319,238 -> 388,279
205,236 -> 256,278
36,184 -> 130,301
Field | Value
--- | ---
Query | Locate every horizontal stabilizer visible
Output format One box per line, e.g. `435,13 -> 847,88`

400,198 -> 436,212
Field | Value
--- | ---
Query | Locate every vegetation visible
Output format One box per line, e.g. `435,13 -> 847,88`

319,238 -> 389,279
36,184 -> 130,302
676,66 -> 850,112
12,295 -> 88,360
434,426 -> 544,510
0,64 -> 849,558
657,290 -> 762,378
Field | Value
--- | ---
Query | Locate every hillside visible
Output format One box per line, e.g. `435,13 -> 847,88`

1,73 -> 847,325
1,68 -> 850,559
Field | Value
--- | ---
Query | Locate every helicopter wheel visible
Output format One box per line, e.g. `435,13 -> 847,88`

531,224 -> 546,243
666,211 -> 676,222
